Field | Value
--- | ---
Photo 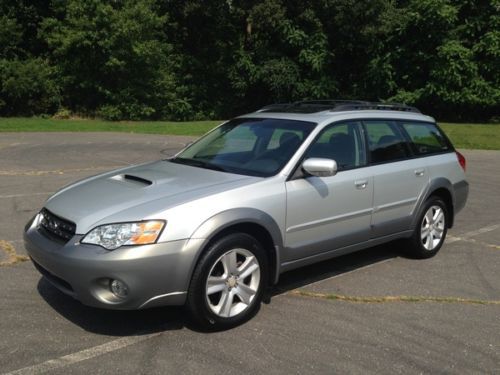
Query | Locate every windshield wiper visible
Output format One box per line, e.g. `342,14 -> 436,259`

169,157 -> 228,172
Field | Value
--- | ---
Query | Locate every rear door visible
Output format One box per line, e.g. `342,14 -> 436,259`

363,120 -> 429,238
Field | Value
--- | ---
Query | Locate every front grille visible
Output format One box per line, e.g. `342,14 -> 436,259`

38,208 -> 76,244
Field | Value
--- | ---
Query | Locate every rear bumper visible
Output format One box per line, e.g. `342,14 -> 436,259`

453,180 -> 469,215
24,219 -> 204,310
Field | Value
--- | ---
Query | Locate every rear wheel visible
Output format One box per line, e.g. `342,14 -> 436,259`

186,233 -> 268,330
405,197 -> 448,258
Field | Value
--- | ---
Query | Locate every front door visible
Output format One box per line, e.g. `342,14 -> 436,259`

283,121 -> 373,262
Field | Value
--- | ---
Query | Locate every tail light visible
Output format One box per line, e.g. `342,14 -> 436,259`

456,151 -> 466,172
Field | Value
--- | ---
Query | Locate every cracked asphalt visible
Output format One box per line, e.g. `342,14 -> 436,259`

0,132 -> 499,374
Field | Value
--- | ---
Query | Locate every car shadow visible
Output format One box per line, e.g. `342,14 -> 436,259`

269,242 -> 400,298
37,278 -> 186,336
36,242 -> 402,335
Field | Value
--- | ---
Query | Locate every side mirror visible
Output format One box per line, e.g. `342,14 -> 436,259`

302,158 -> 338,177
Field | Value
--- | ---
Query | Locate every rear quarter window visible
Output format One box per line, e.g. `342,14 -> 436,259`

400,122 -> 451,156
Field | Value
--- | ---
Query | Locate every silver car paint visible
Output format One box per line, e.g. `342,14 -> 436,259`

45,160 -> 260,234
25,224 -> 200,309
24,109 -> 468,309
284,168 -> 374,262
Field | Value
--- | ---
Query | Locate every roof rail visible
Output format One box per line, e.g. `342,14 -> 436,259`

256,100 -> 420,114
332,102 -> 420,113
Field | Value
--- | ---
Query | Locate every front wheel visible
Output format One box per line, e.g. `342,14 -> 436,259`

186,233 -> 268,330
405,197 -> 448,258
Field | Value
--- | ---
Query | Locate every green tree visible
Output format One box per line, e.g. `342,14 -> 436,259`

0,0 -> 498,121
0,58 -> 60,116
386,0 -> 499,120
0,2 -> 60,116
42,0 -> 182,119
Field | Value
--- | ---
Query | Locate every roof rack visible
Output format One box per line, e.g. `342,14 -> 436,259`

332,102 -> 420,113
257,100 -> 420,114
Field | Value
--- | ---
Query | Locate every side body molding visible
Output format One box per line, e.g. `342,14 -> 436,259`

187,208 -> 284,285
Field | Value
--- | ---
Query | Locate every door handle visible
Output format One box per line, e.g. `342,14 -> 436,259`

414,169 -> 425,177
355,180 -> 368,189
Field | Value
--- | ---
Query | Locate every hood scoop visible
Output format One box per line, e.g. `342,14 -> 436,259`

109,174 -> 153,187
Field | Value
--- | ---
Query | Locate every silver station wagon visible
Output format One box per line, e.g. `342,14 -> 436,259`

25,100 -> 468,329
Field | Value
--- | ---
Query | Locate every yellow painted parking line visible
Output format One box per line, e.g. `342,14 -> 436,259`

0,241 -> 29,266
289,290 -> 500,305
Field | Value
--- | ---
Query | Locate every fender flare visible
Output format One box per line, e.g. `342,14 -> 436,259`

186,208 -> 283,285
410,177 -> 455,229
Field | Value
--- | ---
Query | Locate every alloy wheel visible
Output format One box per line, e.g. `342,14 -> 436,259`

205,248 -> 261,318
421,205 -> 446,250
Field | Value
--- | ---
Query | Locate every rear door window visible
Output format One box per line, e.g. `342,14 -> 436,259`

400,122 -> 451,155
363,120 -> 411,163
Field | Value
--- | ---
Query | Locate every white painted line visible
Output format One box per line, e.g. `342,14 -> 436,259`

282,223 -> 500,291
446,236 -> 462,244
460,224 -> 500,237
0,165 -> 123,176
0,192 -> 54,199
4,332 -> 162,375
447,224 -> 500,244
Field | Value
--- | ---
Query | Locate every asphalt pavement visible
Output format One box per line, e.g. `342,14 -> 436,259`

0,132 -> 498,374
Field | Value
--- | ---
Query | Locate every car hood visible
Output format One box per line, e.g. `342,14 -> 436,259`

45,160 -> 258,233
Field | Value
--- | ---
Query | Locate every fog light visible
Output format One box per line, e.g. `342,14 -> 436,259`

110,279 -> 128,298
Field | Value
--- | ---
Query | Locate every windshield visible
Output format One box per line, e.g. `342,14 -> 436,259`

171,118 -> 316,177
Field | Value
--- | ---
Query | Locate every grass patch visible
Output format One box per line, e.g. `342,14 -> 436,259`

439,123 -> 500,150
0,118 -> 499,150
0,117 -> 220,136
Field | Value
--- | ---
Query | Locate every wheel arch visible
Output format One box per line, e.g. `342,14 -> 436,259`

187,208 -> 283,286
412,178 -> 455,229
429,187 -> 454,228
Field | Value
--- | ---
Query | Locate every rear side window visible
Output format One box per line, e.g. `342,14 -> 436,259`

363,121 -> 411,163
400,122 -> 451,155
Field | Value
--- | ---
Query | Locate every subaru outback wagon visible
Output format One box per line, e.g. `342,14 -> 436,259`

25,100 -> 468,329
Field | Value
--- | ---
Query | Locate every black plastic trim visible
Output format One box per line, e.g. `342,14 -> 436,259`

123,174 -> 153,186
38,208 -> 76,244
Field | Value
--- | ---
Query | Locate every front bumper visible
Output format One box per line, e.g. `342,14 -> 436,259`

24,220 -> 204,310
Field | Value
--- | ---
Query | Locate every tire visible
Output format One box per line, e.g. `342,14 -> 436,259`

405,196 -> 449,259
186,233 -> 269,330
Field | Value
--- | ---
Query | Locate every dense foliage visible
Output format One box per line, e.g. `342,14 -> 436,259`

0,0 -> 498,121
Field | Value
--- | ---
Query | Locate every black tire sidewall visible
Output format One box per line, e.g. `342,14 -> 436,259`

187,232 -> 269,329
411,197 -> 448,258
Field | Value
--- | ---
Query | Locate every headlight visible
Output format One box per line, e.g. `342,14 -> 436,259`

81,220 -> 165,250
